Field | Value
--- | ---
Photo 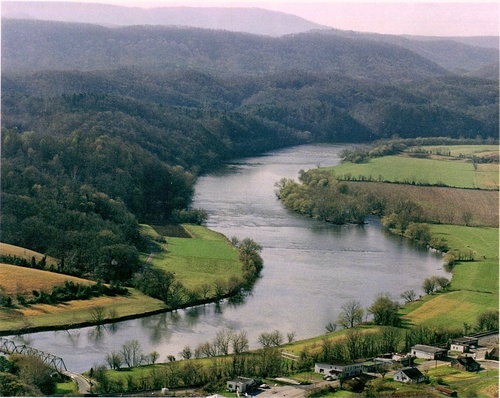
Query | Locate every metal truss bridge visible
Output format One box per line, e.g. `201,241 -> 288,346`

0,337 -> 67,373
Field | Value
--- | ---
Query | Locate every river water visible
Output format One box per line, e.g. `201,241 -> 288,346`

6,144 -> 445,373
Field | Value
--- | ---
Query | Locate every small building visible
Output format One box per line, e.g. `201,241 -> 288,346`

486,347 -> 499,361
435,386 -> 458,397
393,367 -> 426,384
411,344 -> 447,360
451,356 -> 481,372
363,357 -> 394,373
449,337 -> 479,353
391,353 -> 412,366
314,362 -> 363,378
226,377 -> 254,393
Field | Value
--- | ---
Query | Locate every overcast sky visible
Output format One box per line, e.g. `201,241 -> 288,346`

6,1 -> 499,36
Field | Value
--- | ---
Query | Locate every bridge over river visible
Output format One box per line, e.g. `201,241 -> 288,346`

0,337 -> 91,394
1,337 -> 68,372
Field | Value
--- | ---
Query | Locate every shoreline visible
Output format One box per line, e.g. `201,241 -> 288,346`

0,288 -> 245,337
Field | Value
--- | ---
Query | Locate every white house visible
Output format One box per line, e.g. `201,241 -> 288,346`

449,337 -> 479,353
226,377 -> 254,393
314,362 -> 363,378
393,367 -> 426,384
410,344 -> 447,360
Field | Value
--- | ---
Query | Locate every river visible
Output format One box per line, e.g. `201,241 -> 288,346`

6,144 -> 445,373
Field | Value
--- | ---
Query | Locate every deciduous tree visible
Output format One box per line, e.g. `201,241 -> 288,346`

337,300 -> 364,328
369,294 -> 401,327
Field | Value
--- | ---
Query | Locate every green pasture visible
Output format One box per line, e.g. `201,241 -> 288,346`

327,155 -> 498,189
430,225 -> 498,293
402,225 -> 498,328
402,290 -> 497,329
146,224 -> 242,290
427,365 -> 499,397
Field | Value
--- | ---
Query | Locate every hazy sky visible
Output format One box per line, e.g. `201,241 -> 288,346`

6,1 -> 500,36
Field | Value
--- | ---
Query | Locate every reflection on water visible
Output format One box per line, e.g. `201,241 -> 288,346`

7,144 -> 445,373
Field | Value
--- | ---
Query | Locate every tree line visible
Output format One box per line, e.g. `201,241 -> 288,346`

88,305 -> 499,395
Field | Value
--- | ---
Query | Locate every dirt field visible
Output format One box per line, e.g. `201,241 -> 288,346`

347,181 -> 499,227
0,263 -> 93,296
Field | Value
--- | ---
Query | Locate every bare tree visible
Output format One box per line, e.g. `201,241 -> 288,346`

214,328 -> 234,355
422,277 -> 437,295
199,283 -> 211,300
105,351 -> 123,370
325,322 -> 337,333
400,290 -> 417,303
232,331 -> 249,354
259,330 -> 284,348
337,300 -> 364,328
121,340 -> 143,367
90,306 -> 106,325
181,346 -> 192,360
148,351 -> 159,365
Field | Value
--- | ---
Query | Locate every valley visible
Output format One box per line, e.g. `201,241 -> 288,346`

0,2 -> 498,396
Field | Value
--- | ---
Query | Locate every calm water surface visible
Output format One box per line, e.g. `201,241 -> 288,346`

7,144 -> 445,373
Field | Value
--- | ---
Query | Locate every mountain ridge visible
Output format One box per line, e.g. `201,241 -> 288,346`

1,1 -> 327,36
2,1 -> 498,74
1,19 -> 451,83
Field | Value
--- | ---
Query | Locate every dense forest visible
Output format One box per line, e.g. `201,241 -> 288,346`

1,18 -> 498,284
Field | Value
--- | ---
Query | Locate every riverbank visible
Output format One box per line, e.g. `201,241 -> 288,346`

1,143 -> 492,376
276,143 -> 499,328
0,224 -> 256,335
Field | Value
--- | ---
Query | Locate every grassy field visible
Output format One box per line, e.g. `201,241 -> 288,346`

0,284 -> 165,332
430,225 -> 498,293
0,256 -> 165,332
413,144 -> 499,158
327,154 -> 499,190
399,223 -> 498,329
427,364 -> 499,398
0,224 -> 244,333
0,242 -> 59,267
323,146 -> 499,329
146,224 -> 242,291
0,263 -> 93,296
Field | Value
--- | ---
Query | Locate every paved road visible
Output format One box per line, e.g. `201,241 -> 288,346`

64,371 -> 92,395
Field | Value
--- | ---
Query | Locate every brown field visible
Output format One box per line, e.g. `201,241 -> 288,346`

347,182 -> 499,227
0,288 -> 166,331
0,242 -> 59,267
0,263 -> 94,296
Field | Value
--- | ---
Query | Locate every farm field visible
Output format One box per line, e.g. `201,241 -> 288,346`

146,224 -> 242,291
414,144 -> 499,158
0,263 -> 165,332
0,242 -> 59,267
344,181 -> 498,226
326,145 -> 499,329
0,224 -> 244,333
426,364 -> 499,398
0,263 -> 94,296
399,223 -> 498,329
327,153 -> 499,189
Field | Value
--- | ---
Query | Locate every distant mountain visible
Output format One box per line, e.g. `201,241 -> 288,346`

1,1 -> 327,36
466,62 -> 499,80
1,19 -> 449,83
322,29 -> 499,74
3,1 -> 498,74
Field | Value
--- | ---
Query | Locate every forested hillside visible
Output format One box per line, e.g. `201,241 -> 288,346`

2,19 -> 450,82
1,18 -> 498,284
